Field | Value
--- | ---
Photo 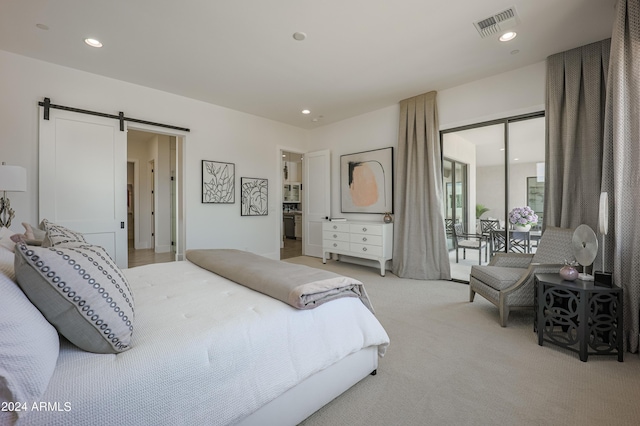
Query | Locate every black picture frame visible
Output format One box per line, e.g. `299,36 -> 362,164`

340,147 -> 393,214
240,177 -> 268,216
202,160 -> 235,203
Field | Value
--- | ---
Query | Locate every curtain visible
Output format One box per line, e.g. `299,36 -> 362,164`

601,0 -> 640,353
393,92 -> 451,280
545,39 -> 610,233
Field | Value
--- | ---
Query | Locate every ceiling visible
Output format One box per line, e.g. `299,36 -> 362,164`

0,0 -> 617,129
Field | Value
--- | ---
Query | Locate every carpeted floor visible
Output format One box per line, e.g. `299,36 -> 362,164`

285,256 -> 640,426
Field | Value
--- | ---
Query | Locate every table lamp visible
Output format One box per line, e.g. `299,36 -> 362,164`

0,162 -> 27,228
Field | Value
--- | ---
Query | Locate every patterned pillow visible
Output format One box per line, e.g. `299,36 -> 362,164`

14,243 -> 135,354
40,219 -> 87,247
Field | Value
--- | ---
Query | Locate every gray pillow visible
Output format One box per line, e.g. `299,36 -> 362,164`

0,266 -> 60,426
14,243 -> 135,354
40,219 -> 87,248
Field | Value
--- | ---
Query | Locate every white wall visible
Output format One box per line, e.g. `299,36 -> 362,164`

308,61 -> 546,222
0,50 -> 308,259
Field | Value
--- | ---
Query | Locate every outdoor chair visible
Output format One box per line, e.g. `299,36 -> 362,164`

452,222 -> 487,265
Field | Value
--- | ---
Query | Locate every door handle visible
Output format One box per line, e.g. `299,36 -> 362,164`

121,222 -> 125,229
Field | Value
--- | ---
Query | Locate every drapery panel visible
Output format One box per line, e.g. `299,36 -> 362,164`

393,92 -> 451,280
601,0 -> 640,353
545,39 -> 610,233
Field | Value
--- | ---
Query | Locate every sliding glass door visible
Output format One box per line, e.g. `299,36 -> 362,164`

441,112 -> 545,281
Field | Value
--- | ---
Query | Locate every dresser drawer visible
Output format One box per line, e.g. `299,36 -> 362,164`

324,222 -> 350,233
323,231 -> 350,242
350,233 -> 382,246
323,240 -> 350,251
350,224 -> 382,236
350,243 -> 382,256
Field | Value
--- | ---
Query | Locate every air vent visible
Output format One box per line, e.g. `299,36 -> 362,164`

473,6 -> 519,38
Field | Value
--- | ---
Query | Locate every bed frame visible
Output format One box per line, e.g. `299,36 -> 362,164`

237,346 -> 379,425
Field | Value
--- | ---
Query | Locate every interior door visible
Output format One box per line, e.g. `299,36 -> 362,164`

304,149 -> 330,257
39,108 -> 128,268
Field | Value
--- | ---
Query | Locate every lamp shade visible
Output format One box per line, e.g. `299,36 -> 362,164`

0,164 -> 27,192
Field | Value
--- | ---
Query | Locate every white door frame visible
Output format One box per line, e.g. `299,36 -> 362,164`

127,123 -> 188,261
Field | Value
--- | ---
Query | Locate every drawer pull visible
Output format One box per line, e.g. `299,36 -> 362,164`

362,227 -> 367,232
333,225 -> 337,229
362,237 -> 367,242
362,247 -> 367,252
333,234 -> 337,238
333,243 -> 337,247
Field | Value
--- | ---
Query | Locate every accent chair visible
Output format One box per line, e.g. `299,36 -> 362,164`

469,226 -> 575,326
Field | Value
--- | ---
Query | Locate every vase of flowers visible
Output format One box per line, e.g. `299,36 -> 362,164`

508,206 -> 538,232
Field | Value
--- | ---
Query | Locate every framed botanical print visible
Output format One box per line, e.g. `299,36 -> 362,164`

241,177 -> 268,216
202,160 -> 235,203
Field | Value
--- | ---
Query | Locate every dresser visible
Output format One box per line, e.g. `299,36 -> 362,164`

322,221 -> 393,276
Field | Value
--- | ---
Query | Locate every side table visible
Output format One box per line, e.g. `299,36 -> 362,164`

534,273 -> 623,362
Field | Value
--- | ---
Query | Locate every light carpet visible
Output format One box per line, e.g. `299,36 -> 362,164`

284,256 -> 640,426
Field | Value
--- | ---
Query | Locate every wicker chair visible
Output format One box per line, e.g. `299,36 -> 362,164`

469,226 -> 575,326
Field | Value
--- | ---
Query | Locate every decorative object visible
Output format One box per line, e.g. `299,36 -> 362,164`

595,192 -> 613,287
526,177 -> 544,219
572,224 -> 598,281
0,162 -> 27,228
508,206 -> 538,230
383,212 -> 393,223
341,147 -> 393,214
513,224 -> 531,232
559,260 -> 579,281
241,177 -> 268,216
202,160 -> 235,204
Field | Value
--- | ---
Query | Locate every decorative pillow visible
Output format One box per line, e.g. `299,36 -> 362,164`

0,227 -> 16,252
0,271 -> 60,425
40,219 -> 87,248
14,243 -> 134,354
21,222 -> 46,242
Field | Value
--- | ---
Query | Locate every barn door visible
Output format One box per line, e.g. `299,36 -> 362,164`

39,108 -> 128,268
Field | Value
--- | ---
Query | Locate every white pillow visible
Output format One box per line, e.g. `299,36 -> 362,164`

0,227 -> 16,253
0,271 -> 60,425
14,243 -> 134,354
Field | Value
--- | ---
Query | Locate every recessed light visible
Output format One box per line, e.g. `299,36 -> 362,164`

499,32 -> 517,42
293,32 -> 307,41
84,38 -> 103,48
514,158 -> 519,161
301,109 -> 311,115
500,148 -> 505,151
36,23 -> 49,30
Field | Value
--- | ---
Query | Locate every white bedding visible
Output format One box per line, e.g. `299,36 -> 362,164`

21,260 -> 389,425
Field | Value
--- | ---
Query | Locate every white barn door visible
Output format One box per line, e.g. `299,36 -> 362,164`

303,150 -> 331,257
39,108 -> 128,268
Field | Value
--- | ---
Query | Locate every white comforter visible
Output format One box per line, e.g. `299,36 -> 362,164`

22,260 -> 389,426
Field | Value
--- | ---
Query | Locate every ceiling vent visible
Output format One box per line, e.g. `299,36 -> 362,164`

473,6 -> 519,38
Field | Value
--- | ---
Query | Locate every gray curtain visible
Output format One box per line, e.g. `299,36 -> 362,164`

393,92 -> 451,280
601,0 -> 640,353
545,39 -> 610,233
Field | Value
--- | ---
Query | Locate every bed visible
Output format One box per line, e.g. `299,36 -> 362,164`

0,225 -> 390,426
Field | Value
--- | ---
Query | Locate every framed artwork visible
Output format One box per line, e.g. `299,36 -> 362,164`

526,176 -> 544,215
241,177 -> 268,216
202,160 -> 235,203
340,147 -> 393,213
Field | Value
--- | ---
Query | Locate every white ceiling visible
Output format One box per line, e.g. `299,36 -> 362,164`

0,0 -> 617,129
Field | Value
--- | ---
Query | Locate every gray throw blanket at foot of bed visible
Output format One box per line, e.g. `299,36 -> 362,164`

186,249 -> 374,313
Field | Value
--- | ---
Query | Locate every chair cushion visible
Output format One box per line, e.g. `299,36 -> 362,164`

470,265 -> 527,291
458,239 -> 485,249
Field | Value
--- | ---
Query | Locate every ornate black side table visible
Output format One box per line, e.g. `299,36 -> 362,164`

534,273 -> 623,362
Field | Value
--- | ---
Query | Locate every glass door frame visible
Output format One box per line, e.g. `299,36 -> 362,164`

440,110 -> 545,255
